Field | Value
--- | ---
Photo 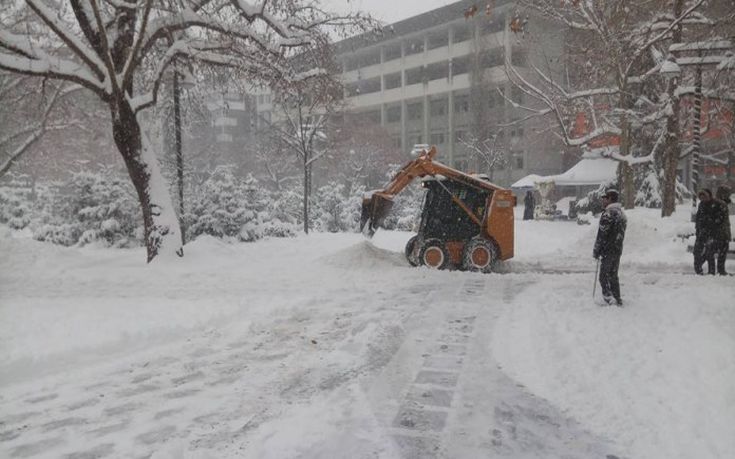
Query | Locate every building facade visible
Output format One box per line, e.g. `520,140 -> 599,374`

329,0 -> 568,187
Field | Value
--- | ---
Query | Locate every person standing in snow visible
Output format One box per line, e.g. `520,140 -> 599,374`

712,185 -> 732,275
593,189 -> 627,306
693,189 -> 718,275
523,190 -> 535,220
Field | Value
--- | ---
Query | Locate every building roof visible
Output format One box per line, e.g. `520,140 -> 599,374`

512,147 -> 619,188
334,0 -> 515,54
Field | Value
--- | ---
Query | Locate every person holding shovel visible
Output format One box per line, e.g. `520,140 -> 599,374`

593,189 -> 627,306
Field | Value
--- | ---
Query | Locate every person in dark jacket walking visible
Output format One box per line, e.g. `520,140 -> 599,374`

712,185 -> 732,275
693,189 -> 719,275
593,189 -> 627,306
523,190 -> 535,220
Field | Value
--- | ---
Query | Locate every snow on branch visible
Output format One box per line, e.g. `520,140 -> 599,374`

0,52 -> 106,94
25,0 -> 107,80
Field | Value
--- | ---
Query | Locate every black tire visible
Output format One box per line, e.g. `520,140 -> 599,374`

419,238 -> 451,270
405,235 -> 420,267
462,237 -> 498,273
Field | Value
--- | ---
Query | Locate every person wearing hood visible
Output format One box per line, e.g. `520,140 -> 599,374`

712,185 -> 732,275
523,190 -> 535,220
694,188 -> 718,275
593,189 -> 627,306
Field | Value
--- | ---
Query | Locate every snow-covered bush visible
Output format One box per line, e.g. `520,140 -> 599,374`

0,186 -> 33,229
635,167 -> 690,208
263,188 -> 300,237
31,170 -> 141,247
635,167 -> 662,208
33,223 -> 82,246
312,181 -> 351,233
187,168 -> 289,242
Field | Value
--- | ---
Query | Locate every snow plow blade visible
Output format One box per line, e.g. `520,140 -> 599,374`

360,192 -> 394,238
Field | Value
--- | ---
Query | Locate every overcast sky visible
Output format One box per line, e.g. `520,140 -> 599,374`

322,0 -> 457,24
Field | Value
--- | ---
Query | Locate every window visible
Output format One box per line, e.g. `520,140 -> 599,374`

258,94 -> 264,104
430,98 -> 447,117
407,102 -> 423,121
425,61 -> 449,81
361,50 -> 381,67
428,30 -> 449,50
451,55 -> 470,76
386,105 -> 401,123
453,24 -> 472,43
390,135 -> 402,148
454,94 -> 469,113
384,72 -> 402,90
405,37 -> 424,56
513,151 -> 524,169
409,133 -> 423,145
361,77 -> 381,94
454,129 -> 467,142
430,132 -> 446,145
405,66 -> 424,85
347,77 -> 381,96
346,81 -> 360,97
480,48 -> 504,69
384,42 -> 402,61
357,110 -> 381,125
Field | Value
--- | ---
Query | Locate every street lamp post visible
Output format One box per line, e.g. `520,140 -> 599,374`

665,40 -> 733,216
172,66 -> 195,245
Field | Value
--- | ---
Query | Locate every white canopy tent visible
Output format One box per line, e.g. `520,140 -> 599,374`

512,147 -> 619,189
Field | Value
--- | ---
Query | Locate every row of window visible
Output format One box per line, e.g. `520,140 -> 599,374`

345,50 -> 527,97
343,16 -> 506,71
378,90 -> 525,124
405,128 -> 525,146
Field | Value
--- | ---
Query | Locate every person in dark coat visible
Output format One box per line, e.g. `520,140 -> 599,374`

593,189 -> 627,306
712,185 -> 732,275
523,190 -> 535,220
693,189 -> 719,275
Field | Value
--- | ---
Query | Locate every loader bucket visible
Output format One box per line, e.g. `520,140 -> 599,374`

360,193 -> 394,237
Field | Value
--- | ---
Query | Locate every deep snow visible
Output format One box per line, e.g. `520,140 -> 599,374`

0,206 -> 734,458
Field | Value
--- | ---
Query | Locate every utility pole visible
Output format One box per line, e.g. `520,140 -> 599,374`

173,69 -> 184,245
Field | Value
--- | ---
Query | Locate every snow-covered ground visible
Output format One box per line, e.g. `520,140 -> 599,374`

1,206 -> 733,458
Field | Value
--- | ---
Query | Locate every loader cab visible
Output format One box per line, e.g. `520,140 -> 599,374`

419,178 -> 490,241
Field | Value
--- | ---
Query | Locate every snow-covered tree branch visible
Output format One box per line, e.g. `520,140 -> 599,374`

0,0 -> 375,262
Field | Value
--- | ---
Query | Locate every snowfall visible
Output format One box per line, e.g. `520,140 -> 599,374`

1,205 -> 733,459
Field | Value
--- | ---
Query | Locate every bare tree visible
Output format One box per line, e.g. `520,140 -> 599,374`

511,0 -> 708,215
270,76 -> 342,234
0,1 -> 371,261
459,132 -> 508,180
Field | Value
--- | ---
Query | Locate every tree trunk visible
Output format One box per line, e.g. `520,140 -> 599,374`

618,106 -> 635,209
661,96 -> 682,217
303,156 -> 309,234
111,98 -> 182,262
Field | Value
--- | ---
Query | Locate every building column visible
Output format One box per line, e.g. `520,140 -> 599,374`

448,92 -> 455,166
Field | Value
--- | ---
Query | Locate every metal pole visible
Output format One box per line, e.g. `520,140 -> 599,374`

173,69 -> 185,244
593,258 -> 600,300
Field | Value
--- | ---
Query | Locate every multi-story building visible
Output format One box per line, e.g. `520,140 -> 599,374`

329,0 -> 569,187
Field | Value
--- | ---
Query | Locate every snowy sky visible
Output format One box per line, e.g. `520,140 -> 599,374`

322,0 -> 456,24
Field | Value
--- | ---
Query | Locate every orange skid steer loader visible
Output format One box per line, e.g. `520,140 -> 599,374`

360,146 -> 515,272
